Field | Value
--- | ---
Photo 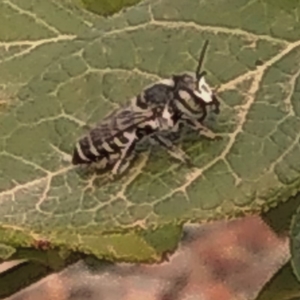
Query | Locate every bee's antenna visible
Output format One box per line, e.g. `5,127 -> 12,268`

196,40 -> 209,81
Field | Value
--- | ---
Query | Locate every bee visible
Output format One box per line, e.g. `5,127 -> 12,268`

72,40 -> 220,179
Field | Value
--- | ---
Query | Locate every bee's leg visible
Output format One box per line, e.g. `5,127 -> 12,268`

151,134 -> 193,166
197,124 -> 221,140
116,151 -> 137,175
110,141 -> 136,179
92,157 -> 110,172
184,118 -> 222,140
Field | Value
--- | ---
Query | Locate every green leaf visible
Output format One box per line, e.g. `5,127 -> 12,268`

0,261 -> 51,298
1,0 -> 300,262
257,263 -> 300,300
262,192 -> 300,235
78,0 -> 142,16
0,244 -> 16,260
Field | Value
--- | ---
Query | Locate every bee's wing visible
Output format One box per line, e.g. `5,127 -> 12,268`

112,106 -> 154,131
89,105 -> 154,144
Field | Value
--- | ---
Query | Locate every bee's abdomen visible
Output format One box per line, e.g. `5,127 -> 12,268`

72,147 -> 87,165
72,130 -> 136,166
72,135 -> 101,165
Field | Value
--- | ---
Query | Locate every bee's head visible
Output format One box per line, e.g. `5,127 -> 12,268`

173,40 -> 220,115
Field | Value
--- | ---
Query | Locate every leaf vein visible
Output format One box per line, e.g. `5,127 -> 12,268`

101,19 -> 289,45
4,0 -> 61,36
0,35 -> 76,64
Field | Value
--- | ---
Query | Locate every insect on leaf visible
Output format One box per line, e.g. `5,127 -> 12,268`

0,0 -> 300,262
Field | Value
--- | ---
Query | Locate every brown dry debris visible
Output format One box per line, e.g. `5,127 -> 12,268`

2,215 -> 289,300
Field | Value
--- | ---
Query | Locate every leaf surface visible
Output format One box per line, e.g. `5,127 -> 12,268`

1,0 -> 300,261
